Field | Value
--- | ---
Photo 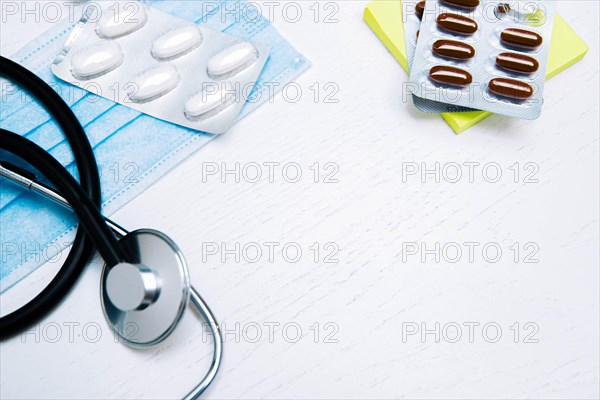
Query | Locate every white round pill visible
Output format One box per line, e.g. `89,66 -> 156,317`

152,25 -> 203,60
128,65 -> 180,103
71,41 -> 123,79
96,6 -> 147,38
184,82 -> 234,119
207,42 -> 258,78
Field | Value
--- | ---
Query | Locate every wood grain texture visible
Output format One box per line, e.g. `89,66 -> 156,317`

1,1 -> 598,399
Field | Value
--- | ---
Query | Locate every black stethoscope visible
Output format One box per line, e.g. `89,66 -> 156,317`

0,56 -> 222,398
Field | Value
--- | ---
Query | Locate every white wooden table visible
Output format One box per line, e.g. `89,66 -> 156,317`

1,1 -> 599,398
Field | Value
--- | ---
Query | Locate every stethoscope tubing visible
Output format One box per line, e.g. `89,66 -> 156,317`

0,129 -> 126,265
0,55 -> 104,338
185,287 -> 224,399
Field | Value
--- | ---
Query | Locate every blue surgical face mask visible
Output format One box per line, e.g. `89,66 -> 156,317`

0,0 -> 310,293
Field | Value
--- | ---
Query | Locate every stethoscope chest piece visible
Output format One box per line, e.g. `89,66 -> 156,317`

101,229 -> 190,347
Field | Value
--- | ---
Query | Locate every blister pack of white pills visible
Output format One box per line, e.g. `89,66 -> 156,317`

52,1 -> 270,134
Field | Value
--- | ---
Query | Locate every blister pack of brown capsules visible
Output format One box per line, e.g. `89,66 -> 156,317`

407,0 -> 556,119
403,0 -> 477,113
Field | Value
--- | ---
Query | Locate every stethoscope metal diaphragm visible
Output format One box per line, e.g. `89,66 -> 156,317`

101,229 -> 190,347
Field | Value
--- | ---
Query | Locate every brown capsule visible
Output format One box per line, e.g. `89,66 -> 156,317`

488,78 -> 534,100
415,1 -> 425,20
437,13 -> 478,35
497,3 -> 510,13
496,52 -> 539,74
433,40 -> 475,60
429,65 -> 473,87
440,0 -> 480,9
501,28 -> 543,49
